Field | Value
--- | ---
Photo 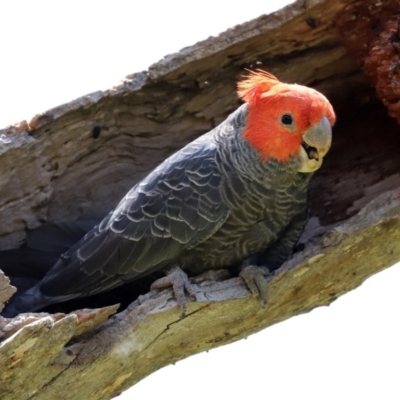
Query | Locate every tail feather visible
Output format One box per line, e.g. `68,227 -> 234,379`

0,217 -> 101,295
1,284 -> 79,318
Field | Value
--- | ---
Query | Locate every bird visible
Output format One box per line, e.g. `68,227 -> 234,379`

1,70 -> 335,318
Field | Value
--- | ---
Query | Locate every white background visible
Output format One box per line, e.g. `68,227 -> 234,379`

1,1 -> 399,399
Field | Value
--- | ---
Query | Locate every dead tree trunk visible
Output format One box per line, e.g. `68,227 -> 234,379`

1,0 -> 400,398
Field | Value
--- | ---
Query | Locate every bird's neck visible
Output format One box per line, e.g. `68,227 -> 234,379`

218,104 -> 307,183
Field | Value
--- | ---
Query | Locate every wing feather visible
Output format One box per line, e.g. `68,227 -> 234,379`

40,134 -> 230,297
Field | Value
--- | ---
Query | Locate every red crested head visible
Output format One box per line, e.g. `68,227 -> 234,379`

237,70 -> 336,166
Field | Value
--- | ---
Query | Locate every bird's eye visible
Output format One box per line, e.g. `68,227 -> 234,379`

281,114 -> 293,125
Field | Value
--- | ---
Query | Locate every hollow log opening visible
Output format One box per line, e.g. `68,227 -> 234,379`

2,1 -> 400,399
0,0 -> 399,315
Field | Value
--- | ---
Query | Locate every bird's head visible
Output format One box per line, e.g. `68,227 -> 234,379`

238,70 -> 335,173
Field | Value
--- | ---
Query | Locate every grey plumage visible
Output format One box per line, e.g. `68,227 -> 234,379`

2,94 -> 329,317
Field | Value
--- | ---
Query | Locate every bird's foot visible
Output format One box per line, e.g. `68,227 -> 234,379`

239,265 -> 271,305
150,266 -> 197,314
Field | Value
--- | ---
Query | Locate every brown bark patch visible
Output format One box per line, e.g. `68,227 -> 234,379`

338,0 -> 400,122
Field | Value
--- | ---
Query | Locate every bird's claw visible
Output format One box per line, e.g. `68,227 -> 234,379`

239,265 -> 271,305
150,266 -> 197,315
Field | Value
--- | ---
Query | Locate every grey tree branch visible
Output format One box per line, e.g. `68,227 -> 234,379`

1,188 -> 400,399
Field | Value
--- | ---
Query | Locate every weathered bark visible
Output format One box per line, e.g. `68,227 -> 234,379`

0,272 -> 15,314
0,0 -> 400,399
1,190 -> 400,399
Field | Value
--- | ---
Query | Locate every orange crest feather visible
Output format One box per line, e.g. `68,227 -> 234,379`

236,69 -> 335,162
237,69 -> 280,103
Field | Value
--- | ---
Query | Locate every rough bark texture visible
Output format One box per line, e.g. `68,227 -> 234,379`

1,0 -> 400,398
0,272 -> 16,314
